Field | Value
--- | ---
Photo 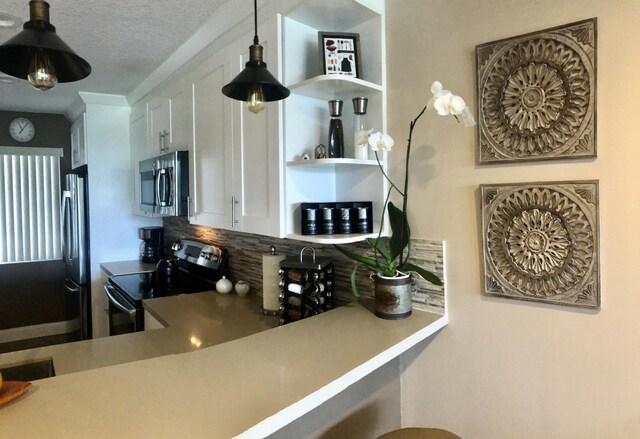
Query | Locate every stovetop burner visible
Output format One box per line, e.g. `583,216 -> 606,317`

109,270 -> 217,304
107,239 -> 228,306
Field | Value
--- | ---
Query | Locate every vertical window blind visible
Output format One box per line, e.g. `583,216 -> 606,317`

0,147 -> 63,264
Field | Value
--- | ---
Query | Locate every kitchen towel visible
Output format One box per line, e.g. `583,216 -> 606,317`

262,253 -> 285,312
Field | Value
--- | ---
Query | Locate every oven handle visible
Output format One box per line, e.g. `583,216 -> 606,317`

103,283 -> 137,318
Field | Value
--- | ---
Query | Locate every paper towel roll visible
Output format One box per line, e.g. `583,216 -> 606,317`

262,253 -> 285,312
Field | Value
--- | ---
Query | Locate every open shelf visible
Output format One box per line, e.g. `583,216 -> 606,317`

285,0 -> 382,31
288,75 -> 383,100
287,232 -> 380,244
286,158 -> 382,167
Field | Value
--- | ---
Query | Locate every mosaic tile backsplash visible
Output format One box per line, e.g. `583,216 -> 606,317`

163,217 -> 445,315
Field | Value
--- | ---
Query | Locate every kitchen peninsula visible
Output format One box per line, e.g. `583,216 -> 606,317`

0,290 -> 446,438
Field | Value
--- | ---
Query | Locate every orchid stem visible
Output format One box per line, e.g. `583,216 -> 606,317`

374,151 -> 404,197
398,105 -> 426,268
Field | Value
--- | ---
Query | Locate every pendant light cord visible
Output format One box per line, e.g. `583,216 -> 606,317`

253,0 -> 259,45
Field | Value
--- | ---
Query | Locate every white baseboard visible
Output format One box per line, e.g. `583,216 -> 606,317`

0,319 -> 80,344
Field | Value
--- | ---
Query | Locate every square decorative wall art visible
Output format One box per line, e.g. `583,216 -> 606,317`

476,19 -> 597,164
480,181 -> 600,309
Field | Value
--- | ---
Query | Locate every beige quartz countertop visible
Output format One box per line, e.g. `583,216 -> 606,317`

0,297 -> 446,438
99,259 -> 158,276
0,293 -> 278,376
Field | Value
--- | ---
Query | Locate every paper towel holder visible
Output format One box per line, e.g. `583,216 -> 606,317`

261,245 -> 283,316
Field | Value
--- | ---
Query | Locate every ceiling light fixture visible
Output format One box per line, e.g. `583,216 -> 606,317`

221,0 -> 289,113
0,0 -> 91,92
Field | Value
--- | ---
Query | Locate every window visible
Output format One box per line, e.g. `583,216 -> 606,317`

0,147 -> 63,264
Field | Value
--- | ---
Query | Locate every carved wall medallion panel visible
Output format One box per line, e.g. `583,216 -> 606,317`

476,19 -> 597,164
481,181 -> 600,308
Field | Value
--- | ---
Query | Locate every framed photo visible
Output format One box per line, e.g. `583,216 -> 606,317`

318,32 -> 361,78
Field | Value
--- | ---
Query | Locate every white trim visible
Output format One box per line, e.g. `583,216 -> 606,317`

0,319 -> 80,344
0,147 -> 63,157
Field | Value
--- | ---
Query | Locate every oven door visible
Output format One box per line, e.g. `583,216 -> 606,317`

103,283 -> 143,335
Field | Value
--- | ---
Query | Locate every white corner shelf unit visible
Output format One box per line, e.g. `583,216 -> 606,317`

282,0 -> 387,243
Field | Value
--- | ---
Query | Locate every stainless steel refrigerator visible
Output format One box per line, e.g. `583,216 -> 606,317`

61,171 -> 92,340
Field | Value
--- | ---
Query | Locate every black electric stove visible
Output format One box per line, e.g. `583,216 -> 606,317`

104,239 -> 228,335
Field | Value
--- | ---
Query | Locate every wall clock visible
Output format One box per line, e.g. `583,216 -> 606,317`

9,117 -> 35,143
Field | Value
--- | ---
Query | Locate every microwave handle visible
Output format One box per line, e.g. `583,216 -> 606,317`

156,168 -> 169,207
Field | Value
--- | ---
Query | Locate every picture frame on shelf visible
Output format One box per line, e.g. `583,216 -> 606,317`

318,31 -> 361,78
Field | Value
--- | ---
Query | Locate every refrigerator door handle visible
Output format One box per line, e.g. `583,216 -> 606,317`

64,277 -> 81,293
60,190 -> 71,261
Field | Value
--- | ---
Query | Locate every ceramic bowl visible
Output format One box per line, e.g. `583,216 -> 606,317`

235,280 -> 250,296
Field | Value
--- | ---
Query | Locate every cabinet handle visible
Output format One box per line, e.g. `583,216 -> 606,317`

163,130 -> 169,151
231,196 -> 239,226
159,131 -> 164,152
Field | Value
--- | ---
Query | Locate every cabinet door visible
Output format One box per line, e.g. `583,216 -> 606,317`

231,15 -> 284,237
168,85 -> 187,149
148,97 -> 170,156
189,47 -> 234,228
70,113 -> 87,169
130,103 -> 151,216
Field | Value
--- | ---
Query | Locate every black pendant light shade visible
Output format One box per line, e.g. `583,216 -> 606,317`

0,1 -> 91,85
222,43 -> 290,102
221,0 -> 289,110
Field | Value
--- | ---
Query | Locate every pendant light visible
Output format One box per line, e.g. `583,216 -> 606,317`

221,0 -> 289,113
0,0 -> 91,91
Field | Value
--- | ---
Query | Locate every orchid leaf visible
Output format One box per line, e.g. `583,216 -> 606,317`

333,244 -> 380,272
400,261 -> 442,286
366,237 -> 392,263
349,264 -> 361,297
388,201 -> 410,260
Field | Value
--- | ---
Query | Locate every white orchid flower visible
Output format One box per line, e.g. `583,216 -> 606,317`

368,132 -> 394,152
427,80 -> 476,127
449,95 -> 467,115
355,128 -> 374,146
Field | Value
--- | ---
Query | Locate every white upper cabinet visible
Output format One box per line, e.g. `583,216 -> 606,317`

189,46 -> 234,228
188,15 -> 284,238
230,16 -> 284,237
148,82 -> 188,156
148,97 -> 170,155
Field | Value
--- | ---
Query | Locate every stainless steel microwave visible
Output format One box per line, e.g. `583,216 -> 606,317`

139,150 -> 189,216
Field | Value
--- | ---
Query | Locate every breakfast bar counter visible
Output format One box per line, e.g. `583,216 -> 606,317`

0,293 -> 447,438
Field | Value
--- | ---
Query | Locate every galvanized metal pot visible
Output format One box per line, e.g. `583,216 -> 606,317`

374,272 -> 412,320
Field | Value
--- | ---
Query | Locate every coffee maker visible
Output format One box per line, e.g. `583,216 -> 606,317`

139,227 -> 164,262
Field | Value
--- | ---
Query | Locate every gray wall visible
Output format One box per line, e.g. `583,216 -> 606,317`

0,110 -> 71,332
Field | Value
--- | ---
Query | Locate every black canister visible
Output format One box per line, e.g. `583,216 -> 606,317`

303,208 -> 319,235
320,207 -> 335,234
338,207 -> 352,234
356,207 -> 369,233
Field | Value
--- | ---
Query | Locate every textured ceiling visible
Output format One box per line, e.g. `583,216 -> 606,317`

0,0 -> 231,114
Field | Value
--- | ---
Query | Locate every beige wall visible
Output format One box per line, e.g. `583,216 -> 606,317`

388,0 -> 640,437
